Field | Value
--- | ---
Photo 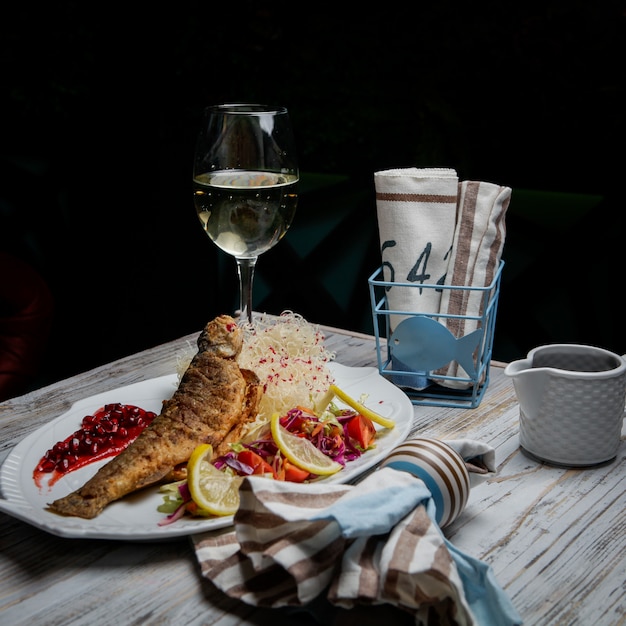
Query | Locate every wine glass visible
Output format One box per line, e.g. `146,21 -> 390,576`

193,104 -> 299,325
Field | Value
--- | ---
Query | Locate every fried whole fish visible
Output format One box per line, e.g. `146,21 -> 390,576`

49,314 -> 261,519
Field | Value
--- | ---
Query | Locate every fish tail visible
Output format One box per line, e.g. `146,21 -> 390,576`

454,328 -> 483,377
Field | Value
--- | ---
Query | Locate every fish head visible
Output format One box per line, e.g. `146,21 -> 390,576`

198,315 -> 243,358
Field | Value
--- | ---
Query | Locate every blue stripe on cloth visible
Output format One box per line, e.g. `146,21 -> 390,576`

445,539 -> 522,626
308,469 -> 432,538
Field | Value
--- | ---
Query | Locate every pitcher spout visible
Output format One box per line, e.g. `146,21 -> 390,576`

504,356 -> 551,419
503,357 -> 533,379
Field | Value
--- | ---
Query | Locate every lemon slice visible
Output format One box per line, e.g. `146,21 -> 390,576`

329,384 -> 395,429
186,443 -> 243,516
270,413 -> 342,476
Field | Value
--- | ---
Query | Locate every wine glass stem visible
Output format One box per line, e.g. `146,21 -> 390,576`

236,257 -> 257,324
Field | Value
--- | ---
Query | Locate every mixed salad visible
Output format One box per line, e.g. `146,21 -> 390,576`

158,393 -> 380,525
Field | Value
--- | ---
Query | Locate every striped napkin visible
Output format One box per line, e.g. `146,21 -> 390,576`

437,181 -> 511,387
192,466 -> 521,626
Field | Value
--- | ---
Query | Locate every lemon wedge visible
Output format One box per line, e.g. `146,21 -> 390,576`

328,384 -> 395,429
186,443 -> 243,516
270,413 -> 342,476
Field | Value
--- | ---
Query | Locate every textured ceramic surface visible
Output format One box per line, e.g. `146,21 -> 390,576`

380,437 -> 470,527
504,344 -> 626,466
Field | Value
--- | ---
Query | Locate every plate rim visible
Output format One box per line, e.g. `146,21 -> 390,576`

0,362 -> 413,540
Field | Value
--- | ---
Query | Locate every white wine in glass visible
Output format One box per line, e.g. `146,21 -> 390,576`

193,104 -> 299,324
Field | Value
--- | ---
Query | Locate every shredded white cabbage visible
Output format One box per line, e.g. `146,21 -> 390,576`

238,311 -> 335,426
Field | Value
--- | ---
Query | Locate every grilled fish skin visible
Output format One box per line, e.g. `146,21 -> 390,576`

48,314 -> 261,519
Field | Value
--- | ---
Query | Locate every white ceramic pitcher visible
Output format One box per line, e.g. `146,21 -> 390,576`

504,344 -> 626,466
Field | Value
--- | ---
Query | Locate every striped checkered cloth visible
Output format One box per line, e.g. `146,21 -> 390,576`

192,467 -> 521,626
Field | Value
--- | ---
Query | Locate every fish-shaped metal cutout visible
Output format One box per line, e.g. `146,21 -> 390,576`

390,316 -> 482,376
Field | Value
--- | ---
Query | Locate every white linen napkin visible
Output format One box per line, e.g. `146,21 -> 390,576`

374,167 -> 458,327
192,448 -> 521,626
375,167 -> 459,390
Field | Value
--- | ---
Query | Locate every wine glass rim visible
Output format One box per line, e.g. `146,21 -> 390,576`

206,103 -> 288,115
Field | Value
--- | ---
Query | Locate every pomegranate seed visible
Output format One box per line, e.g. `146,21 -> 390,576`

39,459 -> 55,472
35,403 -> 157,478
102,421 -> 118,433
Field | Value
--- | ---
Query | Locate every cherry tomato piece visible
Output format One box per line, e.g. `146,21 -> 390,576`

283,459 -> 311,483
346,414 -> 376,449
238,449 -> 276,478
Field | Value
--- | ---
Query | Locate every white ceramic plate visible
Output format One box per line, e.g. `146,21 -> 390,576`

0,362 -> 413,541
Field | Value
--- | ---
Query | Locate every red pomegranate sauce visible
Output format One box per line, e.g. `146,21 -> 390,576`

34,403 -> 157,489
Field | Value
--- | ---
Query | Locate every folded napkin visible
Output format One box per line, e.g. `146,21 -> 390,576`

375,167 -> 459,390
193,460 -> 521,625
437,181 -> 511,387
374,167 -> 459,327
374,168 -> 510,392
445,438 -> 496,487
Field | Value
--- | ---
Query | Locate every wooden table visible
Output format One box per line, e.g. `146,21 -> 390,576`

1,324 -> 624,626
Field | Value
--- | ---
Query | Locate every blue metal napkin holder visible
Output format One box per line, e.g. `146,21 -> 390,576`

368,261 -> 504,408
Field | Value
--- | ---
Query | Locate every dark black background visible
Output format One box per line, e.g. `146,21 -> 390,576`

1,1 -> 624,395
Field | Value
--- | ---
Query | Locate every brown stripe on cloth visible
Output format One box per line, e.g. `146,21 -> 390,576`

384,508 -> 472,624
327,534 -> 382,605
376,192 -> 459,204
445,181 -> 480,338
355,535 -> 383,601
238,516 -> 336,556
386,508 -> 451,603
